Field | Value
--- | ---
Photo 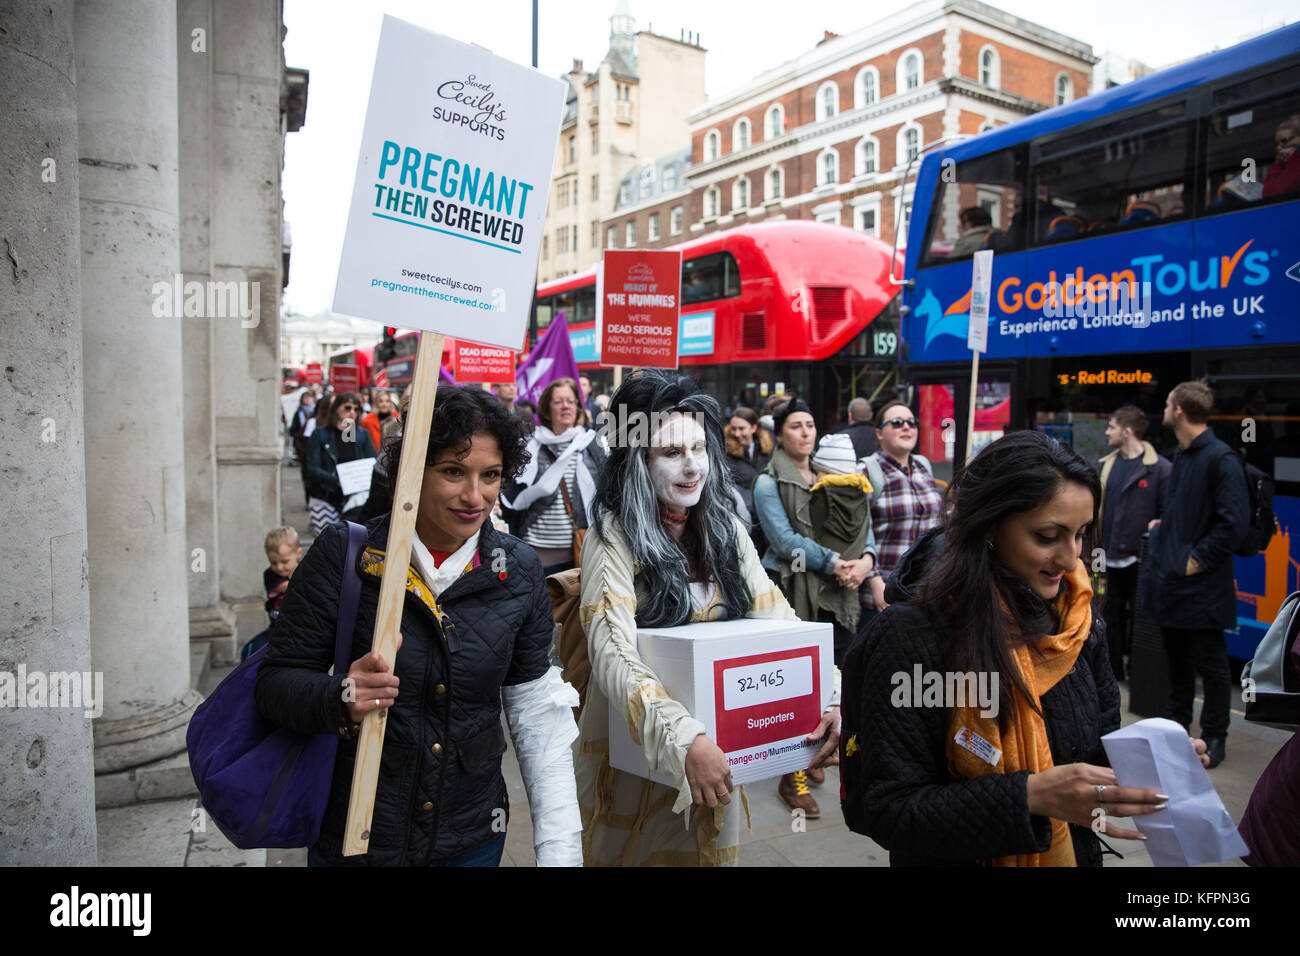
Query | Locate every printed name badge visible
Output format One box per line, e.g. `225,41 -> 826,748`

713,647 -> 821,754
954,726 -> 1002,767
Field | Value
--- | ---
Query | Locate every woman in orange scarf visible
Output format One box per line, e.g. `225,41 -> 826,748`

849,430 -> 1209,866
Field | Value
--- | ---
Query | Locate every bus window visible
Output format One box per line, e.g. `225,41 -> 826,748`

535,295 -> 556,331
1205,70 -> 1300,212
919,147 -> 1025,267
391,333 -> 418,359
1030,101 -> 1189,244
574,285 -> 596,324
538,286 -> 597,329
682,251 -> 741,304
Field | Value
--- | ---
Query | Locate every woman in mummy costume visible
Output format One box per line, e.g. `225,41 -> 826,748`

574,369 -> 841,865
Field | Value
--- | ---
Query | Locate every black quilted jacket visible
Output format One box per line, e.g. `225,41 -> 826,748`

858,529 -> 1120,866
254,517 -> 552,865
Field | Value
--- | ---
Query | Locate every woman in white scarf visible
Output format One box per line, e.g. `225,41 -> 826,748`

500,377 -> 607,573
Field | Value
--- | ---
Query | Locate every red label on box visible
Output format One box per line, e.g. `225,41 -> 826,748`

304,362 -> 323,384
330,363 -> 360,392
600,249 -> 681,369
712,646 -> 822,754
452,341 -> 516,383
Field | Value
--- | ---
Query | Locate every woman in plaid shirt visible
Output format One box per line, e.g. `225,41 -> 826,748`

859,401 -> 944,636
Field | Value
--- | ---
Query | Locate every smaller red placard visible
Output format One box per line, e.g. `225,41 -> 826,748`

452,341 -> 516,384
330,364 -> 360,392
304,362 -> 324,384
601,249 -> 682,369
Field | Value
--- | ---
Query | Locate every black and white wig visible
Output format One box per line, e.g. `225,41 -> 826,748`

591,369 -> 751,628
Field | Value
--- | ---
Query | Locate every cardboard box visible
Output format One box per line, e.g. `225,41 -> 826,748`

608,618 -> 834,787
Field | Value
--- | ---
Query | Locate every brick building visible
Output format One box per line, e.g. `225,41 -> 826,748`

605,0 -> 1097,253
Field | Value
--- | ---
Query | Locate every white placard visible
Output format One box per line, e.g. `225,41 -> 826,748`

968,249 -> 993,353
336,457 -> 377,496
332,16 -> 566,349
723,655 -> 813,711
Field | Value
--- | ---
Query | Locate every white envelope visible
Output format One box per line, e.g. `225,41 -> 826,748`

1101,718 -> 1248,867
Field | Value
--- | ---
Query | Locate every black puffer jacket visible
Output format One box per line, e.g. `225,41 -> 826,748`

254,516 -> 552,865
857,528 -> 1120,866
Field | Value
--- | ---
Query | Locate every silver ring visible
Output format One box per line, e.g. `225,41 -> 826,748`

1095,784 -> 1107,803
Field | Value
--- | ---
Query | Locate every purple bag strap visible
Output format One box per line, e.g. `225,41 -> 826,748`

334,522 -> 368,674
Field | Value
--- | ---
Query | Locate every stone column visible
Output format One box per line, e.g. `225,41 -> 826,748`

211,0 -> 285,643
76,0 -> 201,773
0,0 -> 97,866
178,0 -> 238,660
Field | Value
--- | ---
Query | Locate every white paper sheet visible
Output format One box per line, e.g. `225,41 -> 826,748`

1101,718 -> 1248,866
336,457 -> 376,496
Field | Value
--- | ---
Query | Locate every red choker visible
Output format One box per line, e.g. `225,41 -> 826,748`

658,505 -> 688,525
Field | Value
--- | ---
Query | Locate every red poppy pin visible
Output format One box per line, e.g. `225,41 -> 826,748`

498,570 -> 508,580
1138,479 -> 1148,489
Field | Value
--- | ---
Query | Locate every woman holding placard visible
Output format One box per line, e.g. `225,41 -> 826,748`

256,386 -> 582,866
574,370 -> 840,866
303,391 -> 377,534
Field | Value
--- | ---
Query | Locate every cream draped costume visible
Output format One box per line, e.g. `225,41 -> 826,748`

574,512 -> 839,866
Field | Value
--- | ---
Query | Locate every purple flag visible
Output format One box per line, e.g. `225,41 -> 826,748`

515,310 -> 581,408
439,361 -> 457,388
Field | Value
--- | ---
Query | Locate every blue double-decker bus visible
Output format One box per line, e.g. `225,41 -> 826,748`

896,22 -> 1300,661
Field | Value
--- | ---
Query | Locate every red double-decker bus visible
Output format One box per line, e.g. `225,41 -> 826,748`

534,220 -> 902,425
327,344 -> 375,388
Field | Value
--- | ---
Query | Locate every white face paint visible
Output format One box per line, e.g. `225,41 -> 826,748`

648,414 -> 709,511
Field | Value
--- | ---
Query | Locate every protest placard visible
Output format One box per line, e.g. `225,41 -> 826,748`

330,363 -> 360,392
304,362 -> 323,384
332,16 -> 566,349
452,340 -> 515,383
600,250 -> 682,369
336,457 -> 377,497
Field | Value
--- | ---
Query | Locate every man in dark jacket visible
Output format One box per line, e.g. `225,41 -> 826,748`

839,397 -> 880,459
1143,381 -> 1249,768
1097,405 -> 1171,681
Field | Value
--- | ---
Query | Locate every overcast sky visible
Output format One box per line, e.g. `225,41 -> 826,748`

281,0 -> 1296,319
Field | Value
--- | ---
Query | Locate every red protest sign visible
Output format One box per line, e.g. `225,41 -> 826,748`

600,249 -> 682,368
452,341 -> 516,384
330,364 -> 360,392
304,362 -> 324,384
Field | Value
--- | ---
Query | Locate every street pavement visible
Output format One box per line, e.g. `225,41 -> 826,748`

94,455 -> 1291,867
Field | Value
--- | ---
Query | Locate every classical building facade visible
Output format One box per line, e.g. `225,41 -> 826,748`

2,0 -> 302,863
537,1 -> 705,284
605,0 -> 1097,252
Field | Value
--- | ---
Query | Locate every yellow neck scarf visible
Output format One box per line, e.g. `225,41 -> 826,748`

945,560 -> 1093,867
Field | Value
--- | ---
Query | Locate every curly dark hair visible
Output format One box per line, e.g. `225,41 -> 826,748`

384,386 -> 531,502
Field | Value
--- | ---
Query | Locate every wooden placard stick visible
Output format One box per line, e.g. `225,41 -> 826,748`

343,331 -> 444,856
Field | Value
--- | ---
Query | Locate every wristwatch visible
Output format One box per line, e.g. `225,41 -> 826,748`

338,701 -> 361,739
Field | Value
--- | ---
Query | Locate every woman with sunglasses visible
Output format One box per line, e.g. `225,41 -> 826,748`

857,401 -> 944,637
303,390 -> 378,535
500,377 -> 607,574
